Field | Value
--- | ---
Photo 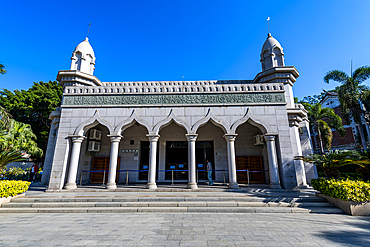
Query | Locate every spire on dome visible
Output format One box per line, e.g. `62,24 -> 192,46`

70,37 -> 96,75
260,33 -> 285,71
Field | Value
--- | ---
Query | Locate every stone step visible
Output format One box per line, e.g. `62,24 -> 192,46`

0,206 -> 344,214
1,200 -> 335,208
10,196 -> 328,203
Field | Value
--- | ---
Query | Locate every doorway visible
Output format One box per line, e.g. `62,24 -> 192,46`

195,141 -> 214,181
165,141 -> 188,180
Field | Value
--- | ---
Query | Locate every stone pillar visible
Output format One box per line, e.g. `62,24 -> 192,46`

224,134 -> 239,189
186,134 -> 198,189
64,136 -> 85,190
264,135 -> 281,189
147,134 -> 160,189
106,135 -> 122,190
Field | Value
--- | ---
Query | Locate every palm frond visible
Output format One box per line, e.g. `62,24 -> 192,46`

324,70 -> 349,84
352,66 -> 370,82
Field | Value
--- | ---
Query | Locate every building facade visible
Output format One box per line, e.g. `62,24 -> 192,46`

42,34 -> 315,190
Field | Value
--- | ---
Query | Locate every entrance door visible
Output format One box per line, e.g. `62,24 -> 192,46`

165,141 -> 188,180
91,156 -> 120,183
195,141 -> 214,180
236,156 -> 263,183
139,141 -> 158,181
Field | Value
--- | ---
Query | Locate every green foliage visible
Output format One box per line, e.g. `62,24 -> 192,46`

349,149 -> 370,182
0,81 -> 62,155
295,150 -> 355,179
311,178 -> 370,202
0,62 -> 6,75
303,102 -> 345,153
0,150 -> 25,169
0,167 -> 30,180
0,180 -> 30,198
325,66 -> 370,150
0,119 -> 43,157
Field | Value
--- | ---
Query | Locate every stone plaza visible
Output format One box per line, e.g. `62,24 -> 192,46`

1,211 -> 369,246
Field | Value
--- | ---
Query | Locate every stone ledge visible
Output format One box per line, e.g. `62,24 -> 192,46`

316,193 -> 370,216
0,193 -> 25,206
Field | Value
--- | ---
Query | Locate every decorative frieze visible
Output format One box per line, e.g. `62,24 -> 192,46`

62,92 -> 285,106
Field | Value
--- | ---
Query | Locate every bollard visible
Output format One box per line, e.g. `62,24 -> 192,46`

196,169 -> 198,183
223,169 -> 226,185
171,169 -> 174,185
247,170 -> 250,185
102,170 -> 106,186
80,172 -> 83,186
125,169 -> 129,185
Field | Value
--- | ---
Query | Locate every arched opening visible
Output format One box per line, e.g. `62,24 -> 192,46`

75,124 -> 112,185
196,122 -> 225,182
158,122 -> 188,182
120,122 -> 150,182
234,121 -> 268,184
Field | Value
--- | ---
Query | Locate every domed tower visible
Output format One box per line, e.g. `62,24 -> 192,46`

260,33 -> 285,71
70,37 -> 96,75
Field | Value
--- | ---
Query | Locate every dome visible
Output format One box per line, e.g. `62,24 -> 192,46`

74,37 -> 95,57
261,33 -> 282,54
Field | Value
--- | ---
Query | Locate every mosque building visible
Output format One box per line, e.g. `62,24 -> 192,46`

41,33 -> 316,190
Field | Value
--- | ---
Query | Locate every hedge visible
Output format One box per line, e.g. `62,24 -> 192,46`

311,178 -> 370,202
0,180 -> 31,198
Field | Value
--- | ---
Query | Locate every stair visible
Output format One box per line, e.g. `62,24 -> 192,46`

0,192 -> 344,214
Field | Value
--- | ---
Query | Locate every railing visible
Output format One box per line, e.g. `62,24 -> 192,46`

79,169 -> 268,186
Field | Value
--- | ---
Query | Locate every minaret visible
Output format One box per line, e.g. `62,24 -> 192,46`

70,37 -> 96,75
260,33 -> 285,71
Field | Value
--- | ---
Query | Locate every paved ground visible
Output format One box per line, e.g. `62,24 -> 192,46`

0,212 -> 369,246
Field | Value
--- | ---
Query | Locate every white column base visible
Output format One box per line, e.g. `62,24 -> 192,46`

269,183 -> 281,189
146,182 -> 157,189
64,183 -> 77,190
187,183 -> 198,189
228,183 -> 239,189
106,183 -> 117,190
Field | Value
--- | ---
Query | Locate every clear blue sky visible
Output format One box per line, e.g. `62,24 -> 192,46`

1,0 -> 370,100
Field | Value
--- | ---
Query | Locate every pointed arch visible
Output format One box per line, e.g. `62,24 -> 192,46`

230,108 -> 271,134
153,109 -> 191,134
114,109 -> 152,135
74,110 -> 114,136
192,108 -> 229,134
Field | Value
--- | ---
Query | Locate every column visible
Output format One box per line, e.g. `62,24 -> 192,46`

186,134 -> 198,189
106,135 -> 122,190
224,134 -> 239,189
147,134 -> 160,189
64,136 -> 85,190
264,135 -> 281,189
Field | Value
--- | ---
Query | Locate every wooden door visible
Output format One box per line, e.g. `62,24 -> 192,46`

236,156 -> 263,183
91,156 -> 120,183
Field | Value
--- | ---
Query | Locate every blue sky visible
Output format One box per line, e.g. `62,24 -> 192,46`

1,0 -> 370,100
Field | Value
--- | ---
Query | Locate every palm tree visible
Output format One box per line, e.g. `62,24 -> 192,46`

350,149 -> 370,181
0,150 -> 25,170
0,62 -> 6,74
295,150 -> 354,179
0,119 -> 43,157
303,102 -> 345,154
324,66 -> 370,150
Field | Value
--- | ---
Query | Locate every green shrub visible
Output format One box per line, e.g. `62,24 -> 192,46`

311,178 -> 370,202
0,180 -> 31,198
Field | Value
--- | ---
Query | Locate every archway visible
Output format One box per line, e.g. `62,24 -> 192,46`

234,121 -> 268,184
196,121 -> 226,183
158,121 -> 188,182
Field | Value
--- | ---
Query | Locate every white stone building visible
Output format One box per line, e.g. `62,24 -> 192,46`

42,34 -> 315,190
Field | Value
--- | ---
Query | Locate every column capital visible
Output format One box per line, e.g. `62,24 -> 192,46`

264,135 -> 276,142
108,135 -> 122,142
185,134 -> 198,142
69,135 -> 85,143
223,134 -> 238,142
146,134 -> 160,142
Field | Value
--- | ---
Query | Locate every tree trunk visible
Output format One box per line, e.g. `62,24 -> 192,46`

357,123 -> 367,150
316,123 -> 325,154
